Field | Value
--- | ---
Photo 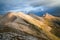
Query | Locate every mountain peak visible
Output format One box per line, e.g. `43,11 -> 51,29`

43,13 -> 56,19
0,12 -> 60,40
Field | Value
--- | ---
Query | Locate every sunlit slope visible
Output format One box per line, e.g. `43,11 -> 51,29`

0,12 -> 60,40
29,13 -> 60,38
15,12 -> 60,40
0,12 -> 49,40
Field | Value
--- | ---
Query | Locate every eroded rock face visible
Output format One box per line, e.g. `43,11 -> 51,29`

0,12 -> 60,40
0,13 -> 39,40
0,13 -> 48,40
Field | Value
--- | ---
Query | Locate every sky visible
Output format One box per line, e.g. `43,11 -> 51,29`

0,0 -> 60,16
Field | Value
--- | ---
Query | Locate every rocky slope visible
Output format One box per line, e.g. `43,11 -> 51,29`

0,12 -> 60,40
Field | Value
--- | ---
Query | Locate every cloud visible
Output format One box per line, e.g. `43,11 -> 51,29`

0,0 -> 60,7
0,0 -> 60,14
29,0 -> 60,7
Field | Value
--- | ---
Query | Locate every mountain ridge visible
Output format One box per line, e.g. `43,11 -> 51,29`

0,12 -> 60,40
